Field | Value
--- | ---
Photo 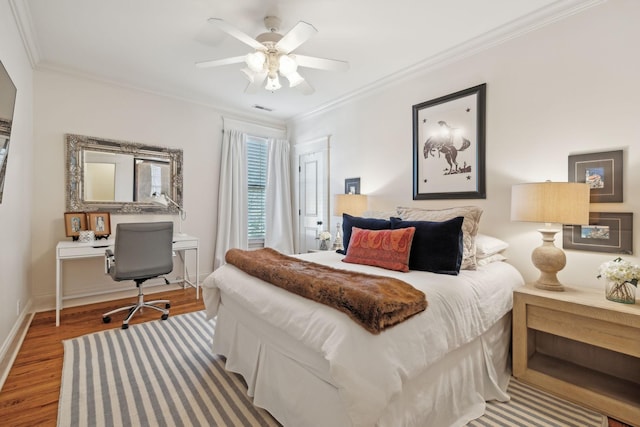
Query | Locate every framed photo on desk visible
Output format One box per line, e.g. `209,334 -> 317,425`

64,212 -> 87,239
87,212 -> 111,238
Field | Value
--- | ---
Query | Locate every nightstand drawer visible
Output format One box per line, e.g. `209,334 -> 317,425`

528,305 -> 640,358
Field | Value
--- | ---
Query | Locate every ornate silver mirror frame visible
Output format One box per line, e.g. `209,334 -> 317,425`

65,134 -> 183,214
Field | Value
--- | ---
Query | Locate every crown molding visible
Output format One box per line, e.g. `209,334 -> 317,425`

288,0 -> 606,124
9,0 -> 41,68
36,63 -> 287,129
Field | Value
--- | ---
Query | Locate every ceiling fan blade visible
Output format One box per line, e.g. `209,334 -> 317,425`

195,55 -> 246,68
275,21 -> 317,54
294,79 -> 315,95
208,18 -> 265,51
294,54 -> 349,72
244,71 -> 268,94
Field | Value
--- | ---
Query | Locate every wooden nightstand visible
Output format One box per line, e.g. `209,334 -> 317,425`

513,284 -> 640,426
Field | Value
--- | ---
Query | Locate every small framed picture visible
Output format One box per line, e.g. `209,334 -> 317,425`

563,212 -> 633,254
87,212 -> 111,238
568,150 -> 623,203
64,212 -> 87,239
345,177 -> 360,194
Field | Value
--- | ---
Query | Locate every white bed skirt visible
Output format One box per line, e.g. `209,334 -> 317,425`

212,295 -> 512,427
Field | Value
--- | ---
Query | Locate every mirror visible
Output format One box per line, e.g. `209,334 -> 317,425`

0,60 -> 17,204
65,134 -> 183,214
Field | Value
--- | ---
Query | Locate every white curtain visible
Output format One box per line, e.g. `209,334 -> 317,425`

265,138 -> 294,254
214,129 -> 247,269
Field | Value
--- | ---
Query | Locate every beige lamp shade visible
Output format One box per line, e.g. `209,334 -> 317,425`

511,182 -> 590,225
334,194 -> 368,217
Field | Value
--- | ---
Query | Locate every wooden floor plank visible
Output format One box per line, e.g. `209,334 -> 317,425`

0,288 -> 204,427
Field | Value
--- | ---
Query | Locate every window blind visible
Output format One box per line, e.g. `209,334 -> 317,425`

246,136 -> 267,242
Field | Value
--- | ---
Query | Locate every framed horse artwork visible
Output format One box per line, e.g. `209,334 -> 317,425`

412,84 -> 486,200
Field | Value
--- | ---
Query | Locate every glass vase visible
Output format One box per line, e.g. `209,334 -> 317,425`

605,281 -> 636,304
319,239 -> 329,251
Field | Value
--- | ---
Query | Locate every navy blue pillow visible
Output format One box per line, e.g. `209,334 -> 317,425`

338,213 -> 392,255
390,216 -> 464,275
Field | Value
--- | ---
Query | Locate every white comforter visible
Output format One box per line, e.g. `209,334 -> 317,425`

202,251 -> 524,427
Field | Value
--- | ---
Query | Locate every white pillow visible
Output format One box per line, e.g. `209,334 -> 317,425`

477,253 -> 507,266
475,234 -> 509,258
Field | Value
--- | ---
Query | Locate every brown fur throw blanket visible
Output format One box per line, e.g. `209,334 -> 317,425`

225,248 -> 427,334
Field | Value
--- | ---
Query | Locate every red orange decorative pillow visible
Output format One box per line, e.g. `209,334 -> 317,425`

343,226 -> 415,272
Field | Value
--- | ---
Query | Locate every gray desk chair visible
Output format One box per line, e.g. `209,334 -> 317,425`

102,221 -> 174,329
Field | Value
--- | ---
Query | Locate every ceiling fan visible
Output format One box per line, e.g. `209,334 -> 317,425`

196,16 -> 349,95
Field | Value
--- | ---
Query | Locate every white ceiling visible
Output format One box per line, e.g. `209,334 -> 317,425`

14,0 -> 599,121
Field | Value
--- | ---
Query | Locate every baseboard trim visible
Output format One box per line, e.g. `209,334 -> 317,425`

0,302 -> 34,391
32,271 -> 212,313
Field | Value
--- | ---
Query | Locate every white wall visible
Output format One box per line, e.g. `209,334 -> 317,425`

31,71 -> 229,309
0,0 -> 34,363
287,0 -> 640,290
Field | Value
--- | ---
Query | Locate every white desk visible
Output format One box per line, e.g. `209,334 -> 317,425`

55,234 -> 199,326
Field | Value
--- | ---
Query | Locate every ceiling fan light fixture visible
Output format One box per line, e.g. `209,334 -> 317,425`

285,71 -> 305,88
246,51 -> 266,73
278,54 -> 298,75
201,16 -> 347,96
265,75 -> 282,91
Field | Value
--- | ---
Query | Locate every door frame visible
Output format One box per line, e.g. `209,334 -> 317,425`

293,136 -> 330,254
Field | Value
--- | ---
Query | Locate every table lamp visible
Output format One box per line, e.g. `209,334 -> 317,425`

333,194 -> 368,251
511,181 -> 590,291
151,193 -> 187,235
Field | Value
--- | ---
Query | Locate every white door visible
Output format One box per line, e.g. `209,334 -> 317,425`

294,137 -> 329,253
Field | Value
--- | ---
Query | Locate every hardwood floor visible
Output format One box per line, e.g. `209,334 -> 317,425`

0,287 -> 632,427
0,288 -> 204,427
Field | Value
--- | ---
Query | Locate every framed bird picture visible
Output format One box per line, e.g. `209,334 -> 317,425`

412,84 -> 486,200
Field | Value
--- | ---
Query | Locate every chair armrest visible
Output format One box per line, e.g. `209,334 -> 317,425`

105,249 -> 115,274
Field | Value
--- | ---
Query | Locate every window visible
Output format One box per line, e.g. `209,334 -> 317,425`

246,136 -> 268,246
149,163 -> 163,196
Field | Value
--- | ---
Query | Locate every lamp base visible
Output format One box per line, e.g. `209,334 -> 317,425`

332,222 -> 344,251
533,280 -> 565,292
531,229 -> 566,292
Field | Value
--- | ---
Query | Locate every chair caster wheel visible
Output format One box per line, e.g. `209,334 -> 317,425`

122,323 -> 129,330
161,313 -> 169,321
103,316 -> 111,324
165,303 -> 171,309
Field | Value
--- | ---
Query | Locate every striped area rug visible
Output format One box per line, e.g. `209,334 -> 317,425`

467,379 -> 604,427
58,311 -> 279,427
59,310 -> 605,427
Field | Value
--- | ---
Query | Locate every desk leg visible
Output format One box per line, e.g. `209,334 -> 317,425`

196,246 -> 199,300
56,258 -> 61,327
182,253 -> 187,291
179,247 -> 199,299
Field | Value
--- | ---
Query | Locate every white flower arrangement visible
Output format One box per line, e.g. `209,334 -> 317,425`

597,257 -> 640,287
319,231 -> 332,241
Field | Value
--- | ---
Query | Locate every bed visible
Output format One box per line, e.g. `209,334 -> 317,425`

202,207 -> 525,427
